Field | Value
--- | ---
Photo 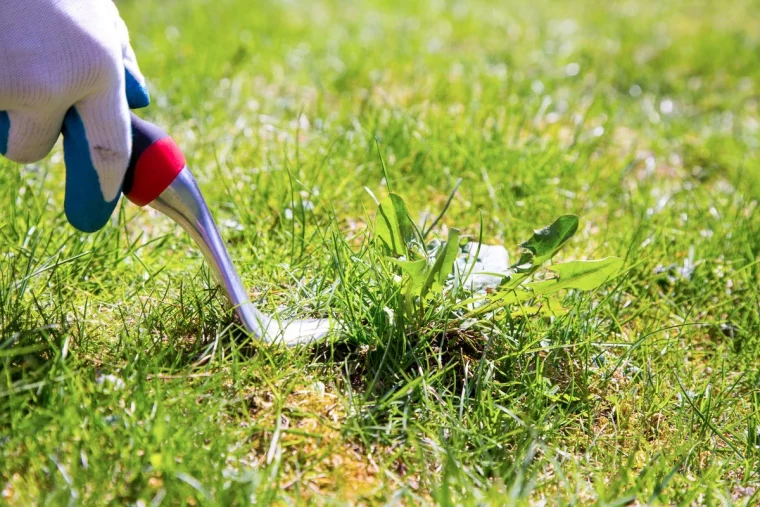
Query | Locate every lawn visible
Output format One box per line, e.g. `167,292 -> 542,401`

2,0 -> 760,504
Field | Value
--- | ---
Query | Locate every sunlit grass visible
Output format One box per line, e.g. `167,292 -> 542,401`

2,0 -> 759,504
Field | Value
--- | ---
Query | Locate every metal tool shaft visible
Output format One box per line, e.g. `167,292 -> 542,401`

149,166 -> 332,345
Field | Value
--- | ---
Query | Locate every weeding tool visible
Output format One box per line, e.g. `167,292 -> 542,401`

121,113 -> 334,346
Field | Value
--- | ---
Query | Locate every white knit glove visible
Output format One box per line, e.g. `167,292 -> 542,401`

0,0 -> 150,232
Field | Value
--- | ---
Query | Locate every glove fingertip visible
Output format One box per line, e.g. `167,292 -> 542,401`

0,111 -> 9,155
125,69 -> 150,109
62,108 -> 121,233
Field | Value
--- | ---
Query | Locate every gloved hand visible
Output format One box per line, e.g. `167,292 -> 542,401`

0,0 -> 150,232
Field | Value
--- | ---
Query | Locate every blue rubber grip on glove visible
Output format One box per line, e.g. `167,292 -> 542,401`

0,112 -> 8,155
61,108 -> 122,233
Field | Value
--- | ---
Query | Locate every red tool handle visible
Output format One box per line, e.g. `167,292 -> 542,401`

122,112 -> 186,206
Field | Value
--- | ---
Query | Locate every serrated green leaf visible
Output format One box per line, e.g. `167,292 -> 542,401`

519,215 -> 579,266
374,193 -> 414,257
547,257 -> 624,290
527,257 -> 624,296
467,256 -> 623,316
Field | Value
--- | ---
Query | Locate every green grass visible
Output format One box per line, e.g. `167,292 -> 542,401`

2,0 -> 760,504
